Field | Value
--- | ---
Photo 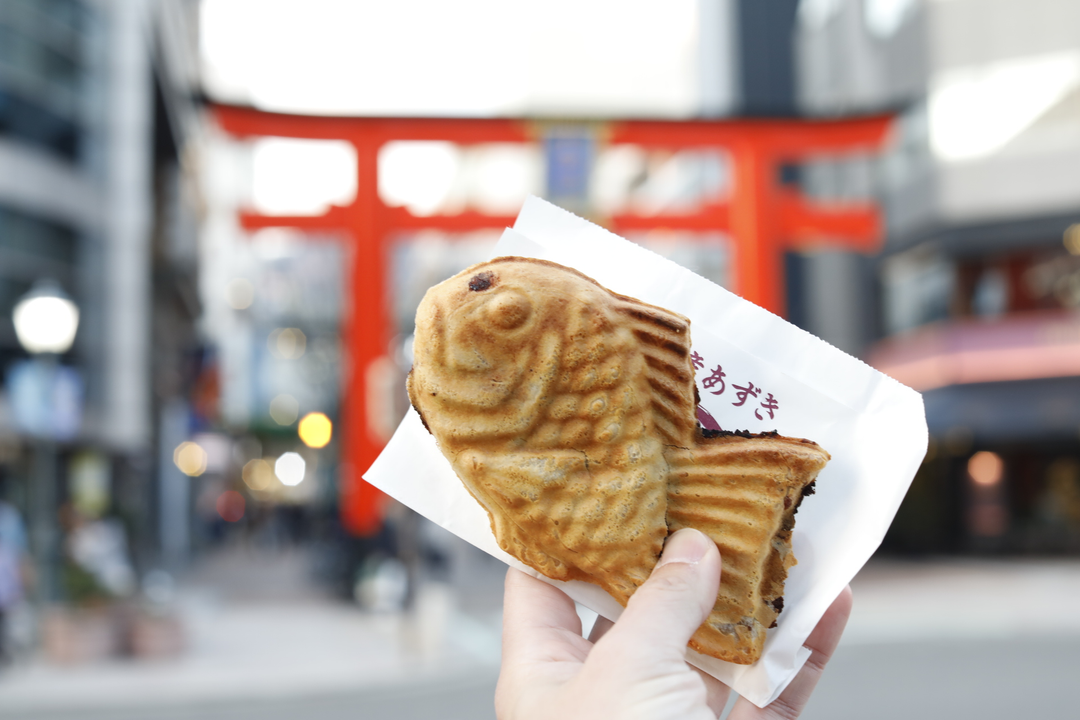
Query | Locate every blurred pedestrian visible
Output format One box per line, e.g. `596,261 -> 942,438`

0,492 -> 29,665
497,528 -> 851,720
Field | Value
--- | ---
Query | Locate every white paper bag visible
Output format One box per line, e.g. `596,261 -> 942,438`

365,196 -> 927,707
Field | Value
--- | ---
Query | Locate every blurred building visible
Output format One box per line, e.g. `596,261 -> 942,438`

0,0 -> 204,593
797,0 -> 1080,553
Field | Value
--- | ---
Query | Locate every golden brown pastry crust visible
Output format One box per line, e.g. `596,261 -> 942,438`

409,257 -> 829,664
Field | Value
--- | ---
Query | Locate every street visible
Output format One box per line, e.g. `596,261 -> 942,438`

0,551 -> 1078,720
803,635 -> 1078,720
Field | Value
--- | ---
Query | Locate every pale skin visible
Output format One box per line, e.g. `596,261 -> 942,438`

496,528 -> 853,720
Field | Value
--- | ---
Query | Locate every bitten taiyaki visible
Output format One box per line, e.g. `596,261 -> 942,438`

408,257 -> 829,664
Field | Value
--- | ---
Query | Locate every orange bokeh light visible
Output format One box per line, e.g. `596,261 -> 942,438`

968,451 -> 1004,486
298,412 -> 333,448
173,441 -> 207,477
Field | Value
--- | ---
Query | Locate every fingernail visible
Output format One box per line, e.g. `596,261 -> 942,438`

655,528 -> 710,570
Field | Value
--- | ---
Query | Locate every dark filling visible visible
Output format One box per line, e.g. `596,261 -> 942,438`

782,480 -> 817,532
469,271 -> 495,291
699,426 -> 780,440
768,596 -> 785,627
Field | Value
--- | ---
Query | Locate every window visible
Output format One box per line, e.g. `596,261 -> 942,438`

0,0 -> 89,159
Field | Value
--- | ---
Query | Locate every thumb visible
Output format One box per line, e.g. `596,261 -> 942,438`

596,528 -> 721,662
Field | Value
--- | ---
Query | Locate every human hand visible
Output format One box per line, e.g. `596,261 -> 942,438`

496,527 -> 852,720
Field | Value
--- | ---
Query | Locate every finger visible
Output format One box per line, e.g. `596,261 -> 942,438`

498,570 -> 588,720
501,568 -> 583,664
587,615 -> 614,643
587,609 -> 733,715
691,663 -> 733,716
728,585 -> 853,720
593,528 -> 721,663
503,568 -> 582,634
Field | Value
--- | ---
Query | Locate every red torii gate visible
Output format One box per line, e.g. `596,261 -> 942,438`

213,104 -> 892,536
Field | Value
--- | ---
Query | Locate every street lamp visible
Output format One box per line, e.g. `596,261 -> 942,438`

13,280 -> 80,355
12,280 -> 80,604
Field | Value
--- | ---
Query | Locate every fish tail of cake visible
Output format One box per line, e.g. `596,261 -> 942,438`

663,435 -> 828,664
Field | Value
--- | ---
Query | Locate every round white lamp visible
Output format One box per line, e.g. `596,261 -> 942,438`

12,280 -> 79,354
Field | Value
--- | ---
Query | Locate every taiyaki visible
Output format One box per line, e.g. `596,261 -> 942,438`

408,257 -> 829,664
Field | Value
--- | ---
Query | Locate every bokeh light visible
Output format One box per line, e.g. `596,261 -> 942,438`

269,394 -> 300,425
242,458 -> 275,491
216,491 -> 245,522
13,292 -> 80,354
1065,224 -> 1080,255
269,328 -> 307,359
275,452 -> 306,486
225,278 -> 255,309
298,412 -> 333,448
173,441 -> 208,477
968,451 -> 1005,487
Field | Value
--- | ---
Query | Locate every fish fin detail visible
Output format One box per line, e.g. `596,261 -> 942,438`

613,300 -> 697,447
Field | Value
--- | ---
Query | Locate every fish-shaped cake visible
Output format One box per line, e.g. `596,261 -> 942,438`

408,257 -> 829,664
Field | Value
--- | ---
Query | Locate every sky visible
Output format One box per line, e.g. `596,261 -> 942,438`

200,0 -> 704,118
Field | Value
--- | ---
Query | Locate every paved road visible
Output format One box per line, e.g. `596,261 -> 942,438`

4,673 -> 500,720
8,637 -> 1075,720
801,559 -> 1080,720
802,636 -> 1078,720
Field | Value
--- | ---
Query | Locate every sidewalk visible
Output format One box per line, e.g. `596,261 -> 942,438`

844,557 -> 1080,645
0,545 -> 503,718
